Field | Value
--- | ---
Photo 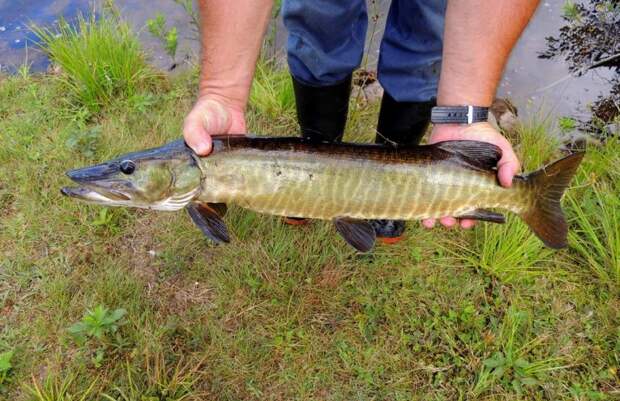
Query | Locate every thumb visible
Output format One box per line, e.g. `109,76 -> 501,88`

497,152 -> 520,188
183,99 -> 232,156
183,116 -> 212,155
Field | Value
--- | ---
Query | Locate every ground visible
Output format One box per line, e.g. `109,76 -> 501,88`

0,41 -> 619,401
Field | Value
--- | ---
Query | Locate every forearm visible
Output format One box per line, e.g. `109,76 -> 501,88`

197,0 -> 273,109
437,0 -> 539,106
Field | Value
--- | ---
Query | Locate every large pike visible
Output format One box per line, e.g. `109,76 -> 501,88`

62,136 -> 584,252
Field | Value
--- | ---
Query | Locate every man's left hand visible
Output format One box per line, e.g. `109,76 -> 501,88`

423,122 -> 521,229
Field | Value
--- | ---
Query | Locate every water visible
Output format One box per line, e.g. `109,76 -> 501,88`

0,0 -> 612,118
0,0 -> 199,72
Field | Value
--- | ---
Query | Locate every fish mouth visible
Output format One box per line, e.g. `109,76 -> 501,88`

63,165 -> 134,204
61,186 -> 131,203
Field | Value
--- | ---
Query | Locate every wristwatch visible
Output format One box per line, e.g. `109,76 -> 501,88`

431,105 -> 489,124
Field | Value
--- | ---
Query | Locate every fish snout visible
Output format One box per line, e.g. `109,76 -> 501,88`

66,163 -> 117,183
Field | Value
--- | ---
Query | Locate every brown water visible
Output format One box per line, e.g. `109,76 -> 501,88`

0,0 -> 612,118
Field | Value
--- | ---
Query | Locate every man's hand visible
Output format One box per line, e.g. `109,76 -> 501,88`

422,122 -> 520,229
183,96 -> 246,156
185,0 -> 273,155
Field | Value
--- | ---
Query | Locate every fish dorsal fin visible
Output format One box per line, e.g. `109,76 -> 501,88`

186,202 -> 230,244
333,217 -> 376,253
434,140 -> 502,171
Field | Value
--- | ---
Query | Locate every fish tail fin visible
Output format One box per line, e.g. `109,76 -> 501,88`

520,152 -> 585,249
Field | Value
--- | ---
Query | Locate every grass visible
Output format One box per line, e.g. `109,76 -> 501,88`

441,215 -> 556,284
568,178 -> 620,290
31,10 -> 159,117
249,59 -> 296,126
0,13 -> 619,401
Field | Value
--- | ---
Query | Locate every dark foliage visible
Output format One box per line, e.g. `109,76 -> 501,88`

539,0 -> 619,131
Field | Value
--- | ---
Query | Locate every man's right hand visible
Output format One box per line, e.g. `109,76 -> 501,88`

183,96 -> 247,156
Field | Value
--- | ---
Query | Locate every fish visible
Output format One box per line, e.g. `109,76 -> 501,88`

61,135 -> 584,252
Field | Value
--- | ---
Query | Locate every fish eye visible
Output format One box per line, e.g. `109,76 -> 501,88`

120,160 -> 136,175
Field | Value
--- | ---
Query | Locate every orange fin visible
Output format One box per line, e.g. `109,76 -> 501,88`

520,152 -> 585,249
333,217 -> 376,253
186,202 -> 230,244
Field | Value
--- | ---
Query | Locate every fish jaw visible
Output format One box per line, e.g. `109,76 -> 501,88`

60,185 -> 200,211
61,186 -> 128,204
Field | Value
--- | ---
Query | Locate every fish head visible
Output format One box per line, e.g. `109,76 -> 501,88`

61,140 -> 202,210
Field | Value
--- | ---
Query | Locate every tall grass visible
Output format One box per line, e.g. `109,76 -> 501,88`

441,216 -> 554,283
512,119 -> 561,170
249,59 -> 295,125
32,12 -> 158,115
564,138 -> 620,292
566,141 -> 619,292
568,182 -> 620,291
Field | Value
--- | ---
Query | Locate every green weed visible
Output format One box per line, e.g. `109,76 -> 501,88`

0,350 -> 14,387
562,0 -> 581,21
173,0 -> 200,34
147,14 -> 179,63
68,305 -> 127,344
32,12 -> 158,115
558,116 -> 578,133
68,305 -> 128,368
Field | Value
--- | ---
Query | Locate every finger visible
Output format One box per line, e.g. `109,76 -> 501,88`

459,219 -> 476,229
439,216 -> 457,228
497,153 -> 520,188
183,116 -> 212,155
422,219 -> 436,229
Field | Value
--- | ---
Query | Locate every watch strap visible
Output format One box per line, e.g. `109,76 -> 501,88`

431,105 -> 489,124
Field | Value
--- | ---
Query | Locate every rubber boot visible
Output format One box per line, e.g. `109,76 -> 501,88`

284,75 -> 352,226
370,92 -> 436,243
292,75 -> 352,143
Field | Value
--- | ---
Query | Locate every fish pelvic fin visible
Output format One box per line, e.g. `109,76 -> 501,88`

333,217 -> 376,253
520,151 -> 585,249
187,202 -> 230,244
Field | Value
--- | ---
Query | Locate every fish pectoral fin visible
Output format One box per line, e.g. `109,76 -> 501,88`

333,217 -> 376,253
434,140 -> 502,171
208,202 -> 227,217
457,209 -> 506,224
186,202 -> 230,244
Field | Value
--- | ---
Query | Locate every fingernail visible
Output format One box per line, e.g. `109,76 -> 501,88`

194,143 -> 207,155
